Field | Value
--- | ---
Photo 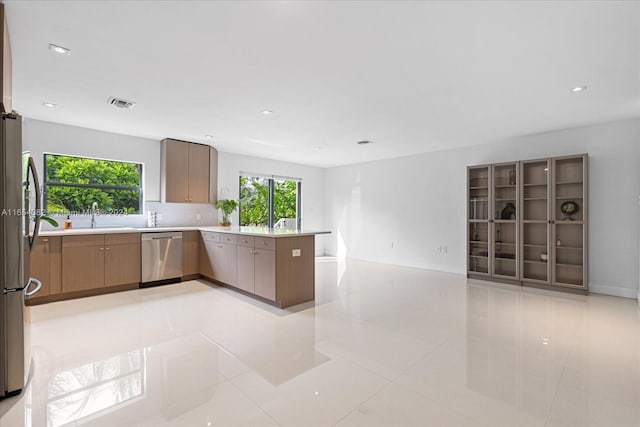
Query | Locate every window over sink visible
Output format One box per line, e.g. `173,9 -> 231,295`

43,154 -> 143,214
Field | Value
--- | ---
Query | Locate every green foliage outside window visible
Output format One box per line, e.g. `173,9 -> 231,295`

239,176 -> 298,227
44,154 -> 142,214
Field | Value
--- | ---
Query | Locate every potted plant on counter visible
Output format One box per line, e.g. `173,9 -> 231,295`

216,199 -> 238,227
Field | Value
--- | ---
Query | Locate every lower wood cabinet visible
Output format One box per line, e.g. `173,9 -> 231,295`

60,233 -> 141,295
236,245 -> 275,298
29,236 -> 61,298
62,235 -> 105,293
104,233 -> 141,287
199,232 -> 237,286
182,231 -> 200,277
253,248 -> 276,301
200,232 -> 312,308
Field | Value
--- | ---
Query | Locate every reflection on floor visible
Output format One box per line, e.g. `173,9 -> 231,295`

1,258 -> 639,426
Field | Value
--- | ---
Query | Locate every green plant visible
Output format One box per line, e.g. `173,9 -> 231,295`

216,199 -> 238,226
39,214 -> 59,228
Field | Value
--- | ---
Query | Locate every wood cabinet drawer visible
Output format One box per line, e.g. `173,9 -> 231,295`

220,234 -> 237,245
237,235 -> 255,248
62,234 -> 104,247
105,233 -> 140,245
201,231 -> 219,242
254,237 -> 276,251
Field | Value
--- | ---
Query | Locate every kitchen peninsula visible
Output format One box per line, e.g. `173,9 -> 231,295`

30,226 -> 330,309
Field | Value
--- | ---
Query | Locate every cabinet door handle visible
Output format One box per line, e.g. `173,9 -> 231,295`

99,247 -> 104,251
217,245 -> 223,248
106,247 -> 111,250
242,239 -> 248,243
42,238 -> 49,242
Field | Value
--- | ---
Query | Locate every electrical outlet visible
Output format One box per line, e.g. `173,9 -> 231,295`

292,249 -> 301,257
195,213 -> 201,221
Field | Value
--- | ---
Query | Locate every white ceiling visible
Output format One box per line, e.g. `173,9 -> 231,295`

5,1 -> 640,168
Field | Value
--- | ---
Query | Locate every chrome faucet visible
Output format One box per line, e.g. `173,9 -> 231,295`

90,202 -> 99,228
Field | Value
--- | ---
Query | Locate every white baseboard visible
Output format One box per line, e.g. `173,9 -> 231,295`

589,283 -> 639,299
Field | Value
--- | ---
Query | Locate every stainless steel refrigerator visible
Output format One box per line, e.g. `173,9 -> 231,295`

1,111 -> 42,400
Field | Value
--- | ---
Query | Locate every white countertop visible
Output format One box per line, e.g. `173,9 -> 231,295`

39,225 -> 330,238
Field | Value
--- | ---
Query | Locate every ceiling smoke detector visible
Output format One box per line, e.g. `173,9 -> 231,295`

107,97 -> 136,109
356,140 -> 373,145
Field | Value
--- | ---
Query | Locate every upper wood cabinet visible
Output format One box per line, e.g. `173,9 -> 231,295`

161,138 -> 218,204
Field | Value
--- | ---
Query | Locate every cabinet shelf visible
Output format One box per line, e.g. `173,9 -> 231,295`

495,198 -> 516,201
469,255 -> 488,259
524,197 -> 547,201
524,244 -> 547,248
556,196 -> 583,200
556,246 -> 582,250
556,263 -> 583,268
555,220 -> 584,225
470,186 -> 488,190
524,260 -> 547,265
494,242 -> 515,246
495,185 -> 516,188
556,181 -> 583,185
469,240 -> 488,244
524,183 -> 548,187
523,274 -> 548,281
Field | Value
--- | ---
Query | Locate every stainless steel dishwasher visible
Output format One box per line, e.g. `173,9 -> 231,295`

141,232 -> 183,285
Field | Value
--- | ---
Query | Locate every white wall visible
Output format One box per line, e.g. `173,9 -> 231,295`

23,119 -> 327,254
325,118 -> 640,299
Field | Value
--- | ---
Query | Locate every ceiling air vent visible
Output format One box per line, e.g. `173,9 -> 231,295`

107,97 -> 136,109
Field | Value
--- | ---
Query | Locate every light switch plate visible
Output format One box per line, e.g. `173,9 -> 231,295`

292,249 -> 301,257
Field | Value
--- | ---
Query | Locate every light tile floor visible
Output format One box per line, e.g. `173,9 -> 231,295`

1,258 -> 639,426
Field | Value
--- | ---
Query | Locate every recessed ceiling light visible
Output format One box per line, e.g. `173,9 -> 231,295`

204,135 -> 214,139
49,43 -> 70,55
42,102 -> 57,108
261,110 -> 273,115
356,140 -> 373,145
571,85 -> 587,93
313,146 -> 321,151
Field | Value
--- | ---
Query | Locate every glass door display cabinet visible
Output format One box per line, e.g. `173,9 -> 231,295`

520,159 -> 551,284
491,162 -> 519,280
552,155 -> 587,290
467,165 -> 490,276
468,154 -> 588,294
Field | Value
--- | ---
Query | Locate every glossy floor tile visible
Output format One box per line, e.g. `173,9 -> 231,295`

1,259 -> 639,426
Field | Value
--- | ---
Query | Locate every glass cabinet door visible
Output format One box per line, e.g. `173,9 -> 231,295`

521,159 -> 550,283
492,163 -> 518,278
468,166 -> 490,275
553,156 -> 586,288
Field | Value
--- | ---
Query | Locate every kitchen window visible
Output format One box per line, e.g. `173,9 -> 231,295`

43,154 -> 143,214
239,174 -> 301,228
